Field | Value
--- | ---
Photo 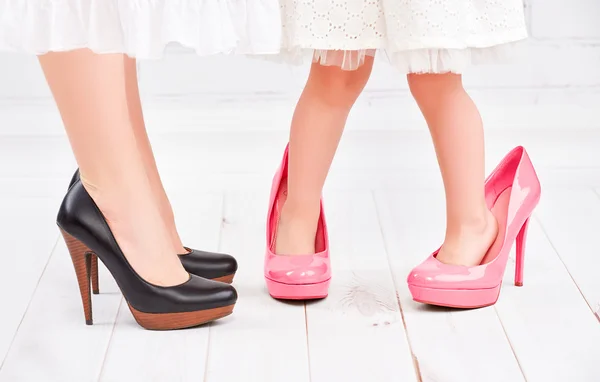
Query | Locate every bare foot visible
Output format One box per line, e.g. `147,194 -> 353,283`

84,181 -> 190,287
275,203 -> 319,256
436,209 -> 499,266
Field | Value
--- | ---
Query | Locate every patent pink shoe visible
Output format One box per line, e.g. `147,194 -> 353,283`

407,146 -> 541,308
264,144 -> 331,300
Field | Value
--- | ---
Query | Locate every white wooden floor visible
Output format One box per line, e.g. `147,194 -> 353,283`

1,127 -> 600,382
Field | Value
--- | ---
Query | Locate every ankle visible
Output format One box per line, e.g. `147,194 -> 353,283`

170,235 -> 187,255
447,208 -> 496,236
275,202 -> 319,256
159,207 -> 184,252
81,177 -> 157,227
280,199 -> 320,225
81,178 -> 121,219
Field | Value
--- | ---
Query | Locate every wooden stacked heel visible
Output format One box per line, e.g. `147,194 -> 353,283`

90,254 -> 99,294
128,304 -> 234,331
61,229 -> 93,325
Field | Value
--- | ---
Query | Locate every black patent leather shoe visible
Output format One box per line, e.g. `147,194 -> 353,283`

68,169 -> 237,288
58,181 -> 237,330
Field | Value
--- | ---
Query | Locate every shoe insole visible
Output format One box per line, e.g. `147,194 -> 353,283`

272,176 -> 324,254
481,186 -> 512,265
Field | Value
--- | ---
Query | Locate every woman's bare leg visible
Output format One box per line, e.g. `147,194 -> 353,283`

123,58 -> 186,254
39,50 -> 188,286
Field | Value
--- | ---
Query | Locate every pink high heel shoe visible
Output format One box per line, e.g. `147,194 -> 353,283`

407,146 -> 541,308
264,144 -> 331,300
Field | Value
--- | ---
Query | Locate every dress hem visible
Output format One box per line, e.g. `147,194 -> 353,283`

264,28 -> 529,73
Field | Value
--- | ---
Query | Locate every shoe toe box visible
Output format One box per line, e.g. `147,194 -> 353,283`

180,249 -> 238,279
177,275 -> 238,310
265,253 -> 331,285
407,256 -> 493,289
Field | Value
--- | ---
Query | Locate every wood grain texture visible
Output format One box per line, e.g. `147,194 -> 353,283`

0,239 -> 122,382
536,189 -> 600,319
98,191 -> 225,382
205,190 -> 310,382
91,254 -> 99,294
306,191 -> 417,382
495,217 -> 600,381
127,304 -> 234,331
0,132 -> 599,381
61,230 -> 93,325
211,274 -> 234,284
375,189 -> 525,382
0,196 -> 62,367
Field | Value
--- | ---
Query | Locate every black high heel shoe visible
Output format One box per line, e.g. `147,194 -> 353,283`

68,169 -> 237,295
58,181 -> 237,330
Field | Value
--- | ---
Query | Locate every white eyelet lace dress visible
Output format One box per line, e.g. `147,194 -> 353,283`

0,0 -> 283,59
276,0 -> 528,73
0,0 -> 528,73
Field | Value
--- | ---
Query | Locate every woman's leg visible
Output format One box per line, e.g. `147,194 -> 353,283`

123,58 -> 186,254
276,57 -> 374,255
407,73 -> 497,266
39,49 -> 188,286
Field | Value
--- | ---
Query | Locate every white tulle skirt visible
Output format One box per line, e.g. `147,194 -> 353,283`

0,0 -> 528,73
0,0 -> 282,58
275,0 -> 529,73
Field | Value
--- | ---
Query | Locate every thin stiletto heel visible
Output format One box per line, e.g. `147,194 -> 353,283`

61,229 -> 93,325
514,218 -> 530,287
91,254 -> 99,294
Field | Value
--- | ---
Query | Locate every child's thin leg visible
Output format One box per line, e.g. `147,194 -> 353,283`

39,50 -> 188,286
123,57 -> 186,254
276,57 -> 374,255
407,73 -> 498,266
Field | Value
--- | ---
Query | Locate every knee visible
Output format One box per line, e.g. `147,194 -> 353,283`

307,60 -> 373,108
407,73 -> 463,105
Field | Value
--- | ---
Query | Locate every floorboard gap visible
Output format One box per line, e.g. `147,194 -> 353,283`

494,306 -> 528,381
372,191 -> 423,382
0,235 -> 59,370
534,214 -> 599,321
96,297 -> 124,382
304,303 -> 312,382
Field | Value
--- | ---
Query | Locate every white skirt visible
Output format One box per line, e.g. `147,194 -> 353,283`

276,0 -> 528,73
0,0 -> 283,58
0,0 -> 527,73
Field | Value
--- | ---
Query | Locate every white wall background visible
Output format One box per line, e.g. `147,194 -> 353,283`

0,0 -> 598,134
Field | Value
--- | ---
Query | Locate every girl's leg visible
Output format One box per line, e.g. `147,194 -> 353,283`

123,58 -> 186,254
276,58 -> 374,255
407,73 -> 498,266
39,49 -> 188,286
